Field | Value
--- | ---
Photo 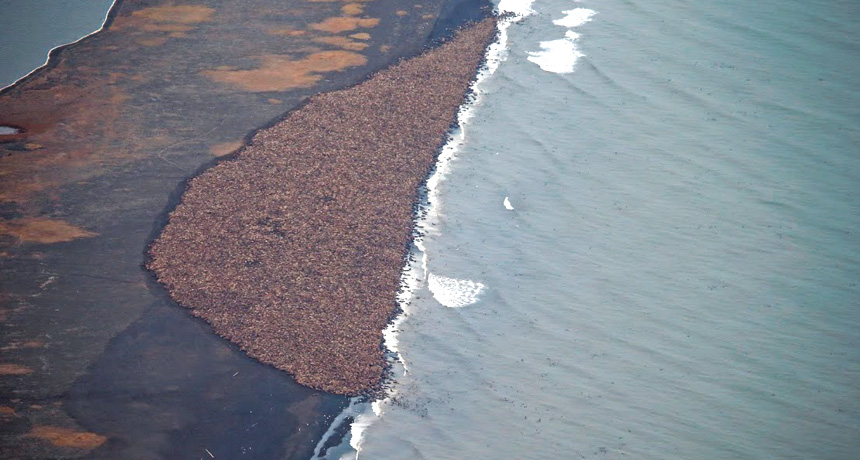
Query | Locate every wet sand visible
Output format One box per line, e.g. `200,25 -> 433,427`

149,18 -> 499,395
0,0 -> 488,457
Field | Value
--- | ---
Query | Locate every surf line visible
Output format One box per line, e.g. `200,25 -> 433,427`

314,3 -> 538,458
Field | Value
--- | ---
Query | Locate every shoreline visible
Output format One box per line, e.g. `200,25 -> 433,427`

0,0 -> 123,94
0,0 -> 490,457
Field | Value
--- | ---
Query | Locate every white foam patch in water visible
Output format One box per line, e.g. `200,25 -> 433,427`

553,8 -> 596,28
527,30 -> 584,74
328,7 -> 528,458
527,8 -> 596,74
428,273 -> 486,308
504,196 -> 514,210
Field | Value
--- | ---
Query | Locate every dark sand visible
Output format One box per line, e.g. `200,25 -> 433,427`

0,0 -> 489,457
148,17 -> 499,395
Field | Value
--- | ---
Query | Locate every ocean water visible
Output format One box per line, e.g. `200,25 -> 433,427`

0,0 -> 115,89
325,0 -> 860,458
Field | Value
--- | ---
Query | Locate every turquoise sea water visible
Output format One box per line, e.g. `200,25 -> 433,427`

340,0 -> 859,458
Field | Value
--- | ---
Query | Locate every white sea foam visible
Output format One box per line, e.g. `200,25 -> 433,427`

527,8 -> 597,74
553,8 -> 597,28
504,196 -> 515,210
428,273 -> 486,308
328,6 -> 527,457
527,30 -> 585,74
0,0 -> 119,92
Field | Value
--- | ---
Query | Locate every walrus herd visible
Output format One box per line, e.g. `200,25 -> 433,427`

148,17 -> 498,395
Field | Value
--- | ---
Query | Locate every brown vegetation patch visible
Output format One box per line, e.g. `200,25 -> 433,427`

130,5 -> 215,24
0,341 -> 45,351
141,23 -> 194,33
209,140 -> 245,157
313,36 -> 369,51
309,17 -> 380,33
341,3 -> 364,15
0,364 -> 33,375
0,218 -> 97,244
149,18 -> 498,395
350,32 -> 371,40
137,37 -> 169,47
267,28 -> 307,37
0,66 -> 145,205
0,406 -> 15,416
396,10 -> 408,16
202,51 -> 367,92
26,426 -> 107,449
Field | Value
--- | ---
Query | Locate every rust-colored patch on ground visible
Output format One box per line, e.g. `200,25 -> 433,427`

1,341 -> 45,351
137,36 -> 170,47
141,23 -> 195,33
396,10 -> 408,16
130,4 -> 215,23
112,4 -> 214,44
26,426 -> 107,449
313,36 -> 369,51
0,67 -> 144,205
0,218 -> 97,244
0,364 -> 33,375
209,140 -> 244,157
0,406 -> 15,416
202,51 -> 367,91
149,18 -> 498,395
341,3 -> 364,15
267,28 -> 307,37
309,17 -> 380,33
350,32 -> 371,40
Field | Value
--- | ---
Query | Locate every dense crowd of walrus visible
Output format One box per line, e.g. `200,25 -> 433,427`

148,18 -> 498,395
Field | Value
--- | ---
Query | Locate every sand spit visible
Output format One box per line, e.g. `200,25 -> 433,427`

148,18 -> 498,395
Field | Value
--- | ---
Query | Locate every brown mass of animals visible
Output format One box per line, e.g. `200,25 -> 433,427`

147,18 -> 498,395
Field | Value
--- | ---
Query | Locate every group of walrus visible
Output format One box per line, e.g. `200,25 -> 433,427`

148,18 -> 498,395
